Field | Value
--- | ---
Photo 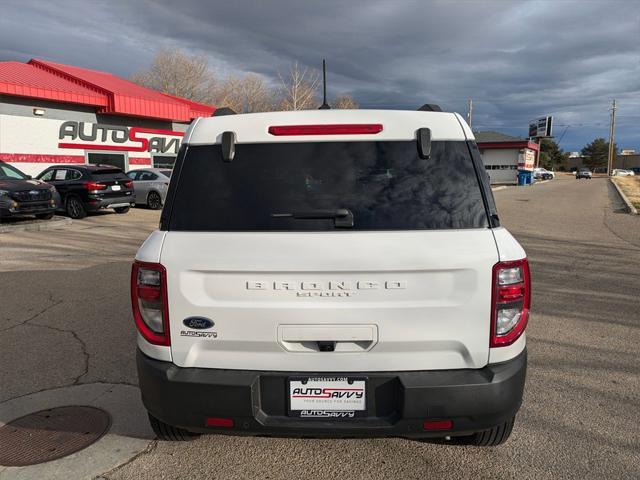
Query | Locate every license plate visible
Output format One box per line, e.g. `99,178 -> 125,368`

288,377 -> 366,418
111,185 -> 121,191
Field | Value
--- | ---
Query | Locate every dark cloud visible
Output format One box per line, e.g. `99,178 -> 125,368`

1,0 -> 638,150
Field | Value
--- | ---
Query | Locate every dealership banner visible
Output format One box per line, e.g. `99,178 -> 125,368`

517,149 -> 536,170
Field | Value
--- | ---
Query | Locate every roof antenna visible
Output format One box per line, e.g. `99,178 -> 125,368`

318,59 -> 330,109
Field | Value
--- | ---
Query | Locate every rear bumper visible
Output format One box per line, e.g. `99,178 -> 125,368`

86,193 -> 133,211
137,348 -> 527,438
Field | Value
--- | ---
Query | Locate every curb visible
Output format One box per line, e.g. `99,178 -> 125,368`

491,186 -> 509,192
533,179 -> 551,185
610,178 -> 638,215
0,216 -> 72,234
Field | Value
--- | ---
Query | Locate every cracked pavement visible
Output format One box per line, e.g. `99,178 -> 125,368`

0,210 -> 154,402
0,177 -> 639,479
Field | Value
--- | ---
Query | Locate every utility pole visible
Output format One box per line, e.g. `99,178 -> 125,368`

607,99 -> 617,175
467,99 -> 473,128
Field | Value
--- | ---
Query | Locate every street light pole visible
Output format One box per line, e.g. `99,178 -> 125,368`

607,99 -> 617,176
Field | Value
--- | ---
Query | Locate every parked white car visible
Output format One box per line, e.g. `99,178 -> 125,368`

612,169 -> 635,176
132,107 -> 530,446
533,167 -> 555,180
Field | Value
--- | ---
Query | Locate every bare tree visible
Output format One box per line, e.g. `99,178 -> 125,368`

130,48 -> 216,104
215,74 -> 276,113
331,94 -> 358,109
277,62 -> 320,110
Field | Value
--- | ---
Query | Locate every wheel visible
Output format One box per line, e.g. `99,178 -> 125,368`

65,196 -> 86,219
147,191 -> 162,210
35,212 -> 54,220
114,206 -> 130,214
148,413 -> 199,441
455,416 -> 515,447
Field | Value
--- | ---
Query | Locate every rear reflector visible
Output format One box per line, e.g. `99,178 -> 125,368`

268,124 -> 383,136
423,419 -> 453,431
205,417 -> 234,428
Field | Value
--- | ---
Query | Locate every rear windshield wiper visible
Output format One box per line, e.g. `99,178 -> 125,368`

271,208 -> 354,228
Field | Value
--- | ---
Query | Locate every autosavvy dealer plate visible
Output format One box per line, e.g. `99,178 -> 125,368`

111,185 -> 121,191
288,377 -> 366,418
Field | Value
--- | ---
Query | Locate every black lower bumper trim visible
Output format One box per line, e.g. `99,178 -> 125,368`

137,349 -> 526,438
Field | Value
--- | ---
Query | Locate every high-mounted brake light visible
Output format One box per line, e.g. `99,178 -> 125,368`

85,181 -> 107,191
490,259 -> 531,347
131,261 -> 170,346
268,124 -> 383,136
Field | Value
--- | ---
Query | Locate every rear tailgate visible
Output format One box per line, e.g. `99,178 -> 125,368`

91,169 -> 133,197
162,230 -> 497,371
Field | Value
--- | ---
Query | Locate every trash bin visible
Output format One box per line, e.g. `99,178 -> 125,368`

518,170 -> 533,186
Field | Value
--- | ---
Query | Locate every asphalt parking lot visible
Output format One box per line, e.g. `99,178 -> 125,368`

1,176 -> 639,479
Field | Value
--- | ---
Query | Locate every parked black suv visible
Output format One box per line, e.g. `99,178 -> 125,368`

37,165 -> 134,219
0,161 -> 58,221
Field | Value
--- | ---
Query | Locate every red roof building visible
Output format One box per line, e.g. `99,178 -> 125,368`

0,59 -> 214,121
0,59 -> 215,174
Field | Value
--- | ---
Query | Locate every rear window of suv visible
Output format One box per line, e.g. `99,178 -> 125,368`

92,169 -> 127,181
165,140 -> 490,231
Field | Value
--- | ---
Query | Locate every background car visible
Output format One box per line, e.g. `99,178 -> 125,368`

612,169 -> 633,176
0,160 -> 58,221
37,164 -> 134,219
533,167 -> 555,180
126,168 -> 171,210
576,168 -> 593,179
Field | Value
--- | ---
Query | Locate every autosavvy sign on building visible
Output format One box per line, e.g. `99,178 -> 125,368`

0,114 -> 184,175
58,121 -> 182,155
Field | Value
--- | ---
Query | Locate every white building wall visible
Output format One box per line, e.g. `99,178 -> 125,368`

0,113 -> 186,177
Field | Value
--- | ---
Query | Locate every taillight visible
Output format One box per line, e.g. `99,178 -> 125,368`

131,261 -> 170,346
268,124 -> 383,136
84,181 -> 107,191
491,259 -> 530,347
124,180 -> 133,189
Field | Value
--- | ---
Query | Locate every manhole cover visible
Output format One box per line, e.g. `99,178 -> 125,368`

0,406 -> 111,466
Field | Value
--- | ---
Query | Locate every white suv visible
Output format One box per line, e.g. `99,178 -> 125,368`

132,107 -> 530,446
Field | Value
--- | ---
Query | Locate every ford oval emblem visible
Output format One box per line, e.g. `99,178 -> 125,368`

182,317 -> 214,329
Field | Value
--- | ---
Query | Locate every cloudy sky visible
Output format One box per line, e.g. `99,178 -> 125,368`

1,0 -> 638,151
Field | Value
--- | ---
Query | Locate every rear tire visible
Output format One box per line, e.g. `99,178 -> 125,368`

147,191 -> 162,210
148,413 -> 200,441
65,196 -> 86,219
455,416 -> 515,447
114,206 -> 130,214
35,212 -> 54,220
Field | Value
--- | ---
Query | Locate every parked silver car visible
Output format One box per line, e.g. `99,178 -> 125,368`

127,168 -> 171,210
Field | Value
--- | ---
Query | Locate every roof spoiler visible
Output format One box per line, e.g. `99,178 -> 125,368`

417,104 -> 442,112
212,107 -> 237,117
